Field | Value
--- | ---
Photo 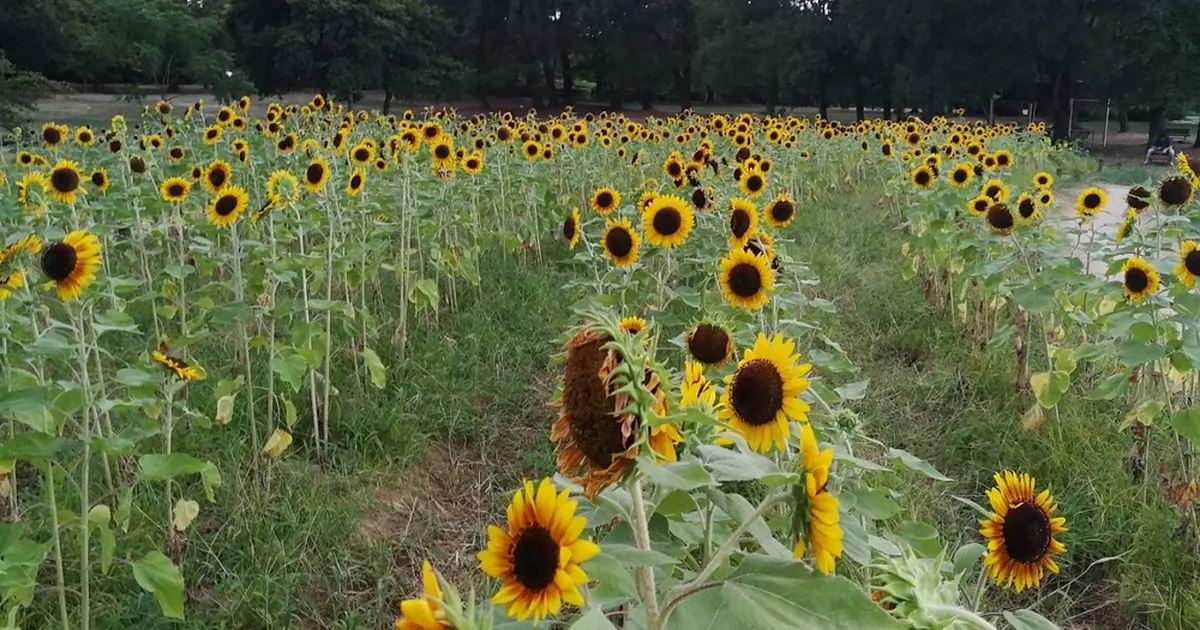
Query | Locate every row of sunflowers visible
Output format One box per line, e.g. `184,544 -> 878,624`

3,98 -> 1086,629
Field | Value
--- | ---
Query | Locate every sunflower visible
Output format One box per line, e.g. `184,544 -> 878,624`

1126,186 -> 1152,212
1075,187 -> 1107,218
206,185 -> 250,227
204,160 -> 233,194
17,151 -> 35,167
1033,172 -> 1054,189
910,165 -> 935,190
203,125 -> 223,145
0,271 -> 23,301
643,194 -> 695,248
719,248 -> 774,310
304,157 -> 330,193
1037,190 -> 1054,208
719,333 -> 812,453
680,360 -> 716,409
981,179 -> 1009,202
478,478 -> 597,621
41,230 -> 101,301
1121,257 -> 1159,302
265,170 -> 300,210
601,217 -> 640,267
160,177 -> 191,203
563,207 -> 581,250
687,323 -> 734,366
739,170 -> 767,197
993,149 -> 1014,169
791,422 -> 843,575
1159,176 -> 1194,208
980,471 -> 1067,592
74,126 -> 96,147
1175,241 -> 1200,288
41,123 -> 67,147
346,169 -> 367,197
17,173 -> 47,212
590,187 -> 621,215
763,193 -> 797,229
44,159 -> 85,204
522,140 -> 541,161
462,153 -> 484,174
948,163 -> 974,188
619,316 -> 647,335
394,561 -> 450,630
728,198 -> 759,248
348,142 -> 373,167
985,202 -> 1016,235
1015,193 -> 1041,224
152,350 -> 203,381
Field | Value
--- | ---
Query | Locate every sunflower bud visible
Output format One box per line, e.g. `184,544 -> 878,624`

872,550 -> 963,629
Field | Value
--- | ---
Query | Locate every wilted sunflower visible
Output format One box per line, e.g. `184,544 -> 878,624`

1015,193 -> 1041,224
204,160 -> 232,193
1033,172 -> 1054,189
719,333 -> 811,453
206,185 -> 249,227
41,230 -> 102,301
728,198 -> 759,248
687,323 -> 734,366
45,160 -> 84,204
985,202 -> 1016,235
563,207 -> 581,250
948,163 -> 975,188
763,192 -> 796,229
980,471 -> 1067,592
1115,209 -> 1137,242
981,179 -> 1009,202
1075,187 -> 1107,218
304,157 -> 331,193
791,422 -> 843,574
1126,186 -> 1152,212
41,123 -> 67,147
1159,176 -> 1194,208
643,194 -> 695,248
1121,257 -> 1160,302
910,165 -> 936,190
1174,241 -> 1200,288
739,170 -> 767,198
478,478 -> 597,621
160,177 -> 191,203
719,248 -> 774,310
601,217 -> 640,267
152,350 -> 203,381
590,187 -> 621,215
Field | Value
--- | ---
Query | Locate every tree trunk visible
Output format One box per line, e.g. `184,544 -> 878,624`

1049,65 -> 1072,142
1118,104 -> 1130,133
677,59 -> 693,110
705,85 -> 714,104
1147,105 -> 1166,144
854,66 -> 865,121
541,61 -> 557,107
881,97 -> 891,121
817,75 -> 828,119
1193,118 -> 1200,148
382,88 -> 393,115
560,44 -> 573,105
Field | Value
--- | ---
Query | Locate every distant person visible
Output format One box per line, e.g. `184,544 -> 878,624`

1145,132 -> 1175,164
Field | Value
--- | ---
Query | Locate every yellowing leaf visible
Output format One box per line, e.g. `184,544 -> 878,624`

262,429 -> 293,459
1021,403 -> 1045,431
172,499 -> 200,532
215,394 -> 236,426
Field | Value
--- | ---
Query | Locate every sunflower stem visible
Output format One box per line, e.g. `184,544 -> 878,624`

231,223 -> 260,451
685,492 -> 782,590
629,476 -> 660,627
73,304 -> 93,630
45,460 -> 71,630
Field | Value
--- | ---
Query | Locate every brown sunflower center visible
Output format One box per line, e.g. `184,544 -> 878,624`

215,195 -> 239,216
605,228 -> 633,258
434,145 -> 451,160
746,175 -> 764,192
1083,193 -> 1101,209
526,143 -> 538,156
985,185 -> 1002,199
730,209 -> 751,238
43,128 -> 61,144
350,174 -> 363,189
168,183 -> 185,197
1160,177 -> 1193,206
563,216 -> 577,241
692,188 -> 708,209
771,200 -> 795,223
1186,251 -> 1200,276
914,170 -> 931,186
1125,267 -> 1149,293
729,358 -> 784,427
130,157 -> 146,173
41,243 -> 78,281
597,191 -> 614,208
209,168 -> 228,188
727,262 -> 764,298
987,204 -> 1014,230
1018,199 -> 1036,218
1037,176 -> 1049,186
1002,502 -> 1051,563
51,168 -> 80,193
91,172 -> 105,187
953,169 -> 969,183
511,524 -> 560,591
653,207 -> 683,236
170,148 -> 183,158
688,325 -> 731,364
306,164 -> 324,184
668,162 -> 682,177
563,333 -> 628,467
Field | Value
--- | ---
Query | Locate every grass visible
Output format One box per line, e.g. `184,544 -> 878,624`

788,174 -> 1200,628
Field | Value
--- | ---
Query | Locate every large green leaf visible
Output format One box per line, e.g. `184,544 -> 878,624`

844,488 -> 901,520
0,433 -> 64,461
1170,407 -> 1200,446
362,347 -> 387,389
1003,609 -> 1061,630
600,543 -> 679,568
133,551 -> 185,619
568,607 -> 619,630
137,454 -> 221,501
706,489 -> 791,559
697,445 -> 796,486
641,458 -> 715,492
888,449 -> 951,481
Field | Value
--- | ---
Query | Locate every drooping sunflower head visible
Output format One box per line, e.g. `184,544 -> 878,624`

205,160 -> 232,193
1159,176 -> 1194,208
160,177 -> 191,203
948,163 -> 974,188
152,350 -> 203,381
601,217 -> 640,268
1121,256 -> 1160,302
1126,185 -> 1152,212
1034,171 -> 1054,189
687,323 -> 734,366
790,422 -> 842,574
1115,208 -> 1137,242
719,248 -> 774,310
985,202 -> 1016,235
206,185 -> 250,227
46,159 -> 84,204
1075,186 -> 1107,218
563,207 -> 581,250
478,478 -> 597,621
41,230 -> 102,301
1174,241 -> 1200,289
266,170 -> 301,208
979,471 -> 1067,592
590,187 -> 621,215
90,169 -> 110,192
304,157 -> 330,193
345,169 -> 367,197
619,316 -> 648,336
763,192 -> 796,228
719,333 -> 812,453
643,194 -> 695,248
728,197 -> 759,248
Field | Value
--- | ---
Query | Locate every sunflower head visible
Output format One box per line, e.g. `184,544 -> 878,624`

1033,171 -> 1054,189
728,197 -> 759,248
910,166 -> 935,190
688,323 -> 734,366
1159,176 -> 1194,208
1121,256 -> 1160,302
41,230 -> 102,301
1075,186 -> 1107,218
643,194 -> 695,248
152,350 -> 203,381
562,207 -> 581,250
1175,241 -> 1200,289
1016,193 -> 1041,224
1115,208 -> 1137,242
719,247 -> 775,310
601,217 -> 640,268
789,422 -> 842,574
719,333 -> 812,453
590,187 -> 621,215
980,471 -> 1067,592
160,177 -> 191,203
46,159 -> 84,204
985,202 -> 1016,235
981,179 -> 1008,202
304,157 -> 330,193
764,192 -> 796,228
949,163 -> 974,188
205,160 -> 232,193
206,185 -> 250,227
1126,185 -> 1152,211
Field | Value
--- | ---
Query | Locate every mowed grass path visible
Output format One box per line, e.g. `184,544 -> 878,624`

793,176 -> 1200,629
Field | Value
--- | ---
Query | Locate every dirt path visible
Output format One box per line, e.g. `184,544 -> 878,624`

1053,183 -> 1137,277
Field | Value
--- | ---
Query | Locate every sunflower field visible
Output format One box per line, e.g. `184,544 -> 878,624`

1,98 -> 1199,630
